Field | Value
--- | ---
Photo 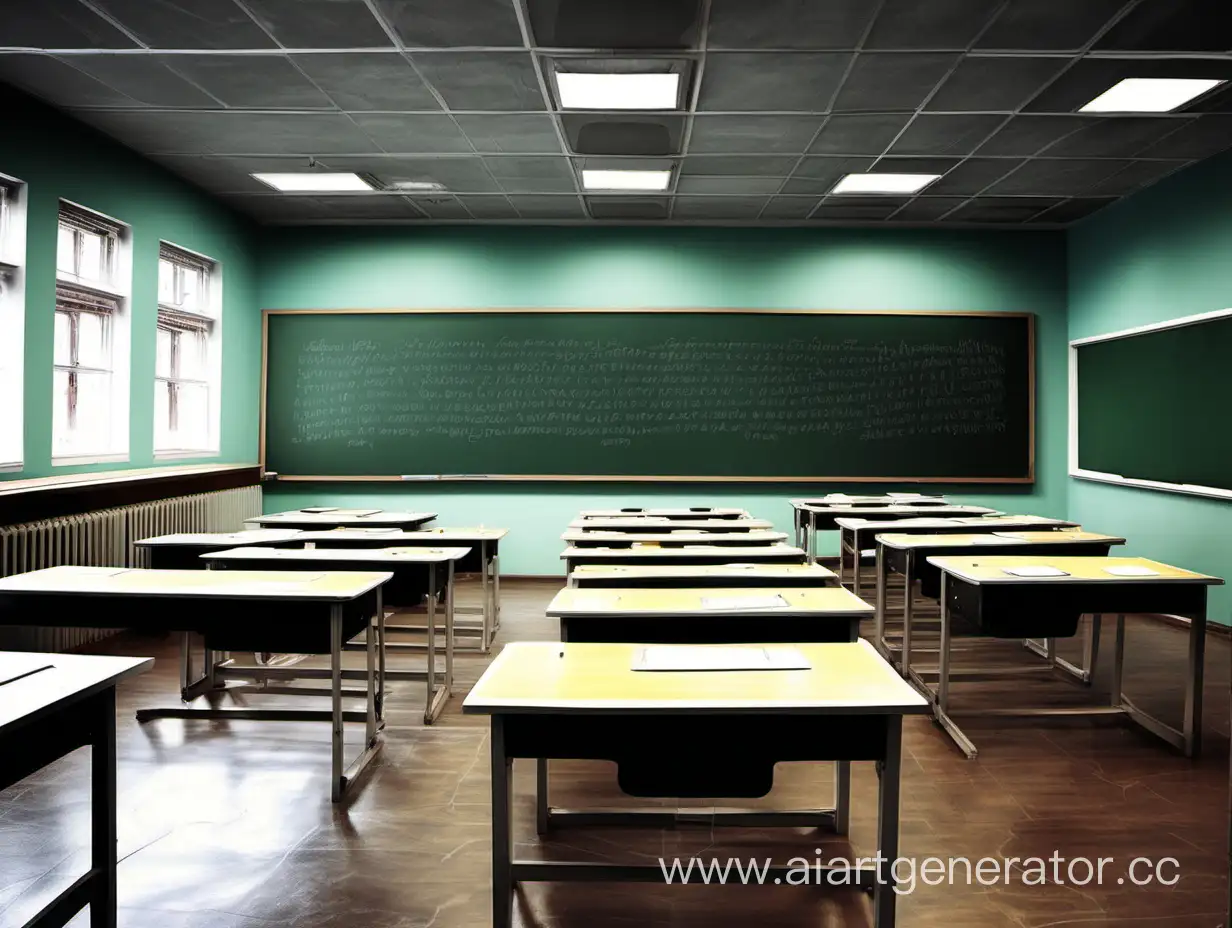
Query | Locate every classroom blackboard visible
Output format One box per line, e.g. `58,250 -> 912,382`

1075,311 -> 1232,491
261,310 -> 1035,482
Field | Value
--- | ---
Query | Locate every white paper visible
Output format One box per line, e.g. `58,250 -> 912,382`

722,563 -> 757,569
632,645 -> 811,672
1104,566 -> 1159,577
700,593 -> 789,611
299,507 -> 338,514
338,527 -> 398,534
887,493 -> 925,499
991,532 -> 1028,539
969,534 -> 1014,544
1003,566 -> 1070,578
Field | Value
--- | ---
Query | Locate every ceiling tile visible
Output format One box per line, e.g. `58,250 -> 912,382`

321,155 -> 502,192
458,114 -> 562,153
1094,0 -> 1232,52
781,156 -> 874,194
680,155 -> 801,175
412,52 -> 544,111
507,195 -> 586,219
975,0 -> 1126,50
157,55 -> 333,108
889,114 -> 1005,156
1042,117 -> 1194,158
52,56 -> 221,107
1137,115 -> 1232,160
1085,159 -> 1186,196
821,195 -> 911,209
407,195 -> 472,219
456,195 -> 520,218
526,0 -> 702,49
292,54 -> 441,111
808,114 -> 913,155
833,54 -> 960,112
372,0 -> 525,47
305,194 -> 426,218
891,197 -> 968,220
0,55 -> 140,108
672,196 -> 769,219
925,158 -> 1021,195
587,197 -> 670,219
675,176 -> 785,195
1024,58 -> 1232,114
485,156 -> 577,193
945,197 -> 1059,221
562,115 -> 683,156
242,0 -> 395,47
698,53 -> 850,112
984,158 -> 1134,196
80,110 -> 382,154
1029,197 -> 1117,223
150,155 -> 318,194
760,197 -> 820,219
927,57 -> 1068,112
864,0 -> 1005,49
707,0 -> 877,49
225,195 -> 330,222
975,115 -> 1091,156
812,203 -> 900,220
4,0 -> 141,48
349,113 -> 474,152
687,116 -> 822,153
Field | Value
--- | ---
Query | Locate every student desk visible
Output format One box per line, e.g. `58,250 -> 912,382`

290,527 -> 508,652
561,543 -> 808,575
561,529 -> 788,548
244,509 -> 436,530
200,546 -> 470,723
577,507 -> 749,520
838,514 -> 1078,599
924,556 -> 1222,759
465,640 -> 927,928
789,495 -> 948,547
796,503 -> 998,567
0,651 -> 152,928
570,562 -> 837,588
873,531 -> 1125,677
566,517 -> 773,532
135,529 -> 305,568
0,565 -> 390,801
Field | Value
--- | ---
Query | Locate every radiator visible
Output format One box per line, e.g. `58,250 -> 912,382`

0,484 -> 261,651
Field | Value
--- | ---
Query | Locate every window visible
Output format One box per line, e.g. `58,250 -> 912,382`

53,201 -> 130,463
0,175 -> 26,470
155,243 -> 220,455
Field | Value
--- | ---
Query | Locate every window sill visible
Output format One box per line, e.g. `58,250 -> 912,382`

154,449 -> 220,461
0,461 -> 23,473
52,452 -> 130,468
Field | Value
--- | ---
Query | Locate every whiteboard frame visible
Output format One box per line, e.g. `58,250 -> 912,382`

262,307 -> 1036,484
1069,306 -> 1232,502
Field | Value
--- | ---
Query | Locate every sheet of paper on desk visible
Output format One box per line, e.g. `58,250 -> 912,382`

336,527 -> 398,533
300,507 -> 338,513
990,532 -> 1027,539
632,645 -> 811,672
1003,566 -> 1069,578
1104,566 -> 1160,577
887,493 -> 924,499
700,593 -> 789,611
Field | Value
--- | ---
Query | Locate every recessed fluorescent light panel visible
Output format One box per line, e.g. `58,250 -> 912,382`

389,180 -> 446,191
582,169 -> 672,191
558,72 -> 680,110
831,173 -> 941,195
1079,78 -> 1224,113
251,172 -> 374,192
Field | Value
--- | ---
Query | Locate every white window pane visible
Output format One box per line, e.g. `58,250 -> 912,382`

54,311 -> 72,366
78,231 -> 103,282
181,266 -> 202,312
179,331 -> 208,380
56,225 -> 76,275
158,258 -> 175,305
156,327 -> 174,378
178,382 -> 209,448
52,369 -> 72,455
77,312 -> 110,370
154,380 -> 172,450
73,369 -> 112,452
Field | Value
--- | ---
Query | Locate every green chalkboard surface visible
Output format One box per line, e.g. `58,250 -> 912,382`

262,310 -> 1034,482
1076,312 -> 1232,490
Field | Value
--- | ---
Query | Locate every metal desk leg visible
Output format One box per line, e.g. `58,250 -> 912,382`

480,540 -> 492,651
809,510 -> 818,567
874,543 -> 889,660
931,574 -> 978,759
365,599 -> 378,746
874,715 -> 903,928
491,718 -> 513,928
330,604 -> 344,803
851,528 -> 864,601
901,552 -> 914,678
494,552 -> 502,627
1085,614 -> 1102,683
445,562 -> 456,691
536,757 -> 550,835
377,596 -> 387,721
1184,611 -> 1206,758
833,761 -> 850,836
1111,615 -> 1125,706
92,687 -> 118,928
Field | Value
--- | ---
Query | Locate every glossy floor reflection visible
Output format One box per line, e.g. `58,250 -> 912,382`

0,578 -> 1227,928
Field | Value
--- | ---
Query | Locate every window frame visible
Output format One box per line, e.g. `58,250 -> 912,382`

0,173 -> 26,472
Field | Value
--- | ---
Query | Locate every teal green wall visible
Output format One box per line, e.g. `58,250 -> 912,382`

259,227 -> 1068,574
1069,151 -> 1232,625
0,93 -> 260,480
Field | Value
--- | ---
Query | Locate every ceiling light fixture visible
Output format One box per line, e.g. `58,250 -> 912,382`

831,173 -> 941,195
581,169 -> 672,191
389,180 -> 447,191
557,72 -> 681,110
251,172 -> 374,192
1079,78 -> 1224,113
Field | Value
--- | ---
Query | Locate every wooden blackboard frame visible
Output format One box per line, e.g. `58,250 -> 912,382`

1069,306 -> 1232,501
261,308 -> 1036,484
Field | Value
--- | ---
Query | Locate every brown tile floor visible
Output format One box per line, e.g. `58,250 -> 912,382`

1,578 -> 1228,928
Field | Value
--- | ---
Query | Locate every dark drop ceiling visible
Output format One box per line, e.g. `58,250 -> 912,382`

2,0 -> 1231,226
